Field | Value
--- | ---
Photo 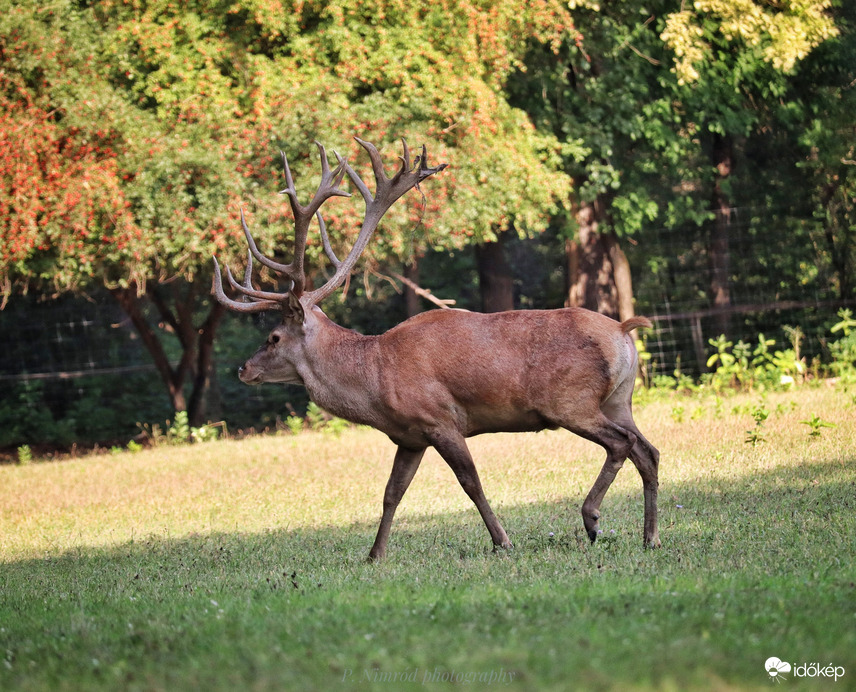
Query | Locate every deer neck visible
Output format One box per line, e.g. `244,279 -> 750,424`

297,314 -> 380,423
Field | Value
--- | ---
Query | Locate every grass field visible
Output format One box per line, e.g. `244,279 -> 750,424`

1,387 -> 854,691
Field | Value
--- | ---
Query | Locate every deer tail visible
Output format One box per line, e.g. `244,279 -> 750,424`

620,316 -> 653,333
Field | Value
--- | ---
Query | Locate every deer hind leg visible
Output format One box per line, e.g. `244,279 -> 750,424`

369,445 -> 426,561
630,429 -> 661,548
428,430 -> 512,551
601,386 -> 661,548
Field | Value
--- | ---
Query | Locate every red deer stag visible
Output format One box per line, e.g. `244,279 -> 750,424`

212,138 -> 660,560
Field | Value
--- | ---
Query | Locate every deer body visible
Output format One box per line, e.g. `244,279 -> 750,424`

214,138 -> 660,560
243,307 -> 642,443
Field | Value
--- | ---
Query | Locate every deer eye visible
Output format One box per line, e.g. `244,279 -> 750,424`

269,334 -> 280,345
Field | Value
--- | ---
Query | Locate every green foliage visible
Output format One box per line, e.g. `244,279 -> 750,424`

285,415 -> 305,435
111,441 -> 145,454
661,0 -> 838,85
703,332 -> 804,392
191,423 -> 221,444
16,445 -> 32,465
640,318 -> 853,401
744,403 -> 769,446
831,308 -> 856,336
829,309 -> 856,381
0,380 -> 75,448
323,417 -> 350,437
167,411 -> 191,444
800,413 -> 836,439
305,402 -> 327,432
300,402 -> 349,436
153,411 -> 222,445
0,0 -> 574,300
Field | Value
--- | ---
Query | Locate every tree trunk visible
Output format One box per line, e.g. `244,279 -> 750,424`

605,233 -> 635,322
565,198 -> 634,321
821,181 -> 854,299
187,301 -> 225,428
403,259 -> 422,318
111,286 -> 188,413
709,132 -> 733,336
111,279 -> 225,428
475,231 -> 514,313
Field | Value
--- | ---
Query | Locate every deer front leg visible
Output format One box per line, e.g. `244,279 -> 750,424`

369,445 -> 426,561
429,430 -> 512,551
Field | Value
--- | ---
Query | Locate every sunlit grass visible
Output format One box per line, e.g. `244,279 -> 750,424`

1,386 -> 854,690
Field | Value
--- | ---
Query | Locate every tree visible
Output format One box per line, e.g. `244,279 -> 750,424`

660,0 -> 838,333
1,0 -> 283,425
508,0 -> 839,328
788,1 -> 856,300
507,2 -> 673,319
1,0 -> 574,424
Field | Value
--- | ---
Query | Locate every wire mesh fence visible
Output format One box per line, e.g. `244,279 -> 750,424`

1,209 -> 851,447
0,294 -> 304,447
626,208 -> 853,377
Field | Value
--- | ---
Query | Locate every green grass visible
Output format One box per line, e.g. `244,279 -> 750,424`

1,387 -> 854,691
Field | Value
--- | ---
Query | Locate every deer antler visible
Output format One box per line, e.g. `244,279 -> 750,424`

212,137 -> 447,319
302,138 -> 447,307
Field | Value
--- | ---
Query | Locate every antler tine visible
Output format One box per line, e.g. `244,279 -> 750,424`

225,262 -> 292,303
398,138 -> 412,175
211,256 -> 282,313
353,137 -> 387,193
338,149 -> 373,204
417,144 -> 447,182
278,150 -> 298,207
241,252 -> 254,297
316,211 -> 341,269
312,141 -> 351,209
241,208 -> 291,275
274,142 -> 353,296
314,140 -> 336,185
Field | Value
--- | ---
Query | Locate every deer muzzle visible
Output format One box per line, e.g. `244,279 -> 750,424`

238,362 -> 263,385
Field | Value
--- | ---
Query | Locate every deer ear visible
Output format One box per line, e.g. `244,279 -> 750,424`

283,293 -> 305,324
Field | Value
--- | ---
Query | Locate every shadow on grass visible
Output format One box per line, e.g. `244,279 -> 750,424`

1,455 -> 854,691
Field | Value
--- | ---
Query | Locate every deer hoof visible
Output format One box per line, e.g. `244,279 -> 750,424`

583,511 -> 601,543
644,534 -> 662,549
367,549 -> 385,563
587,529 -> 598,544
